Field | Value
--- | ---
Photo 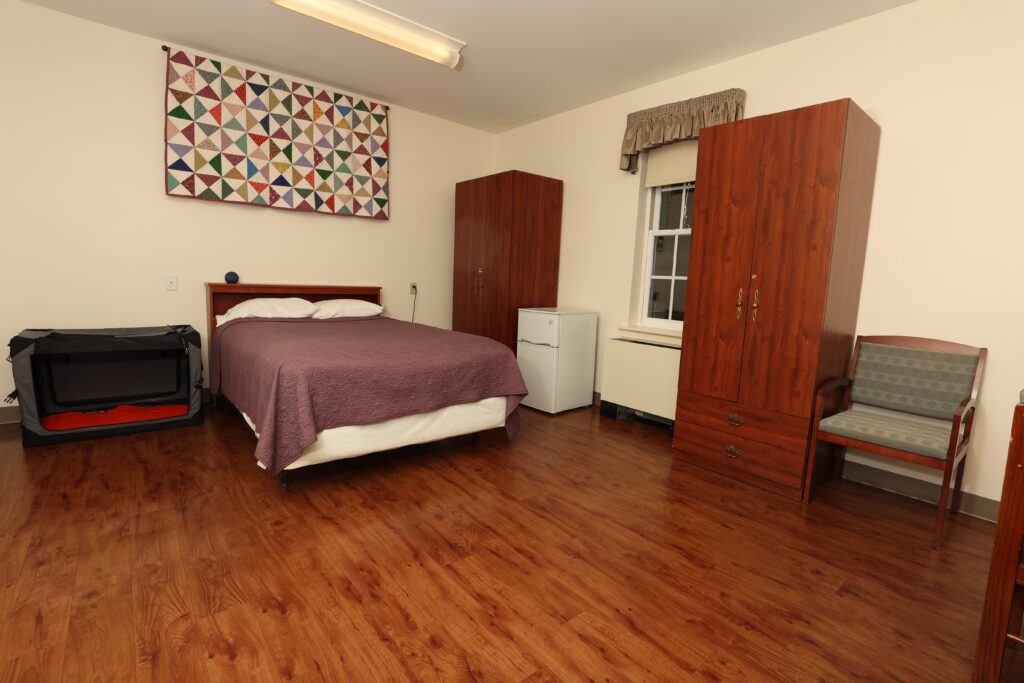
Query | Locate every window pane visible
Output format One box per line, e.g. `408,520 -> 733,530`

652,235 -> 675,276
671,279 -> 687,321
657,187 -> 683,230
675,235 -> 691,276
682,187 -> 695,231
648,279 -> 671,319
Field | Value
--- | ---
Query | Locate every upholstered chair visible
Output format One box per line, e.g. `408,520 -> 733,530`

803,336 -> 986,548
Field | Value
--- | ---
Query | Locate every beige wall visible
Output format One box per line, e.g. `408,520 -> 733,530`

0,0 -> 496,393
494,0 -> 1024,500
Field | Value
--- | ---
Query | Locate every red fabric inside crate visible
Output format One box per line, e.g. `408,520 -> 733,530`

41,403 -> 189,431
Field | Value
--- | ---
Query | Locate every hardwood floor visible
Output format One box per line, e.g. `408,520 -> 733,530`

0,405 -> 998,681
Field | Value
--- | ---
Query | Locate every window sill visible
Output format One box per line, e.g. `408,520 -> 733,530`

617,324 -> 682,348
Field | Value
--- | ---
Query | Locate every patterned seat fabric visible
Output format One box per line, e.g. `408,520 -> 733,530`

819,404 -> 962,459
851,343 -> 978,420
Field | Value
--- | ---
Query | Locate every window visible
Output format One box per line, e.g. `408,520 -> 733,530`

640,182 -> 694,329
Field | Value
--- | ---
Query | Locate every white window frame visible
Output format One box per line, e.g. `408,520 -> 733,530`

639,182 -> 694,330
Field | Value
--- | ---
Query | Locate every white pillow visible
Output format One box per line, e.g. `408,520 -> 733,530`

216,297 -> 318,326
312,299 -> 384,319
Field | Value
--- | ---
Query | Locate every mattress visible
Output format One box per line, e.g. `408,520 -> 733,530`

243,396 -> 507,470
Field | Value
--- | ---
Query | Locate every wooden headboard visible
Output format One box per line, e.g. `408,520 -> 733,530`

205,283 -> 382,346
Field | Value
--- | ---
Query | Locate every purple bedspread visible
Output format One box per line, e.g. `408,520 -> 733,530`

210,316 -> 527,474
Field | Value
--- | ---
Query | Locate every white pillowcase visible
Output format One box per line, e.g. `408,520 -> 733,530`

312,299 -> 384,319
216,297 -> 318,326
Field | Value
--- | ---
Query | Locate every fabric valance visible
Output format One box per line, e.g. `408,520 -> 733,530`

619,88 -> 746,172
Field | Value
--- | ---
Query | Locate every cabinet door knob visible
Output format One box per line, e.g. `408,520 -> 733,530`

726,413 -> 745,426
751,289 -> 760,321
735,288 -> 744,319
722,445 -> 742,459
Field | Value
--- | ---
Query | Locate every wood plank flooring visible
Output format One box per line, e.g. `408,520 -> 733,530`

0,405 -> 1000,681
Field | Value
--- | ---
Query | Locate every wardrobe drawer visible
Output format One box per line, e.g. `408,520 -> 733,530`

675,391 -> 809,453
672,419 -> 806,492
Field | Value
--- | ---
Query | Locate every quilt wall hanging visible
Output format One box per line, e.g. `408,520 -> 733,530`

164,47 -> 389,220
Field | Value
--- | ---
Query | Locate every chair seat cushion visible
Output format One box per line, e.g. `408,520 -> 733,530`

818,404 -> 962,459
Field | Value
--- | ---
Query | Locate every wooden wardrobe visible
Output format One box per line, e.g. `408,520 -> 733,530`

673,98 -> 880,500
973,394 -> 1024,682
452,170 -> 563,350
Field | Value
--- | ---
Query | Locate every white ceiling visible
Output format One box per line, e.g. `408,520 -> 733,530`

25,0 -> 914,131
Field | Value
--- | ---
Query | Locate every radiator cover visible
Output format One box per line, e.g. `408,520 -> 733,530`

600,337 -> 680,420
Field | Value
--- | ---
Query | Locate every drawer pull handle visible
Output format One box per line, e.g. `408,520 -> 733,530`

726,413 -> 745,426
723,445 -> 742,459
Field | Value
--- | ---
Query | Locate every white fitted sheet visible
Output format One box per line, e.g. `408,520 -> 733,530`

243,396 -> 507,471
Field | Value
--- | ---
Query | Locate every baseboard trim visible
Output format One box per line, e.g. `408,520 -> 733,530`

842,460 -> 999,522
0,404 -> 19,425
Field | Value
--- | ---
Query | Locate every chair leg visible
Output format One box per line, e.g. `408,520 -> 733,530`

802,428 -> 822,504
950,456 -> 967,515
933,463 -> 955,549
833,446 -> 847,479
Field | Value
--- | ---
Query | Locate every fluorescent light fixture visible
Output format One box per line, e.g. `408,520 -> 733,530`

270,0 -> 466,68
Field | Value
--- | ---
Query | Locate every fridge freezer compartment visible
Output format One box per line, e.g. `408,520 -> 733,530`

517,311 -> 560,347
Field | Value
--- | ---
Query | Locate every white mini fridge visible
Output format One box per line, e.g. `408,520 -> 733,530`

516,308 -> 598,413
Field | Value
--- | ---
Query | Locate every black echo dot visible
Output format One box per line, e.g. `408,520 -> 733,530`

224,271 -> 239,284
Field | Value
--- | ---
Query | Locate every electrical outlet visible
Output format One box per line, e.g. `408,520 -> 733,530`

409,282 -> 418,295
165,274 -> 178,291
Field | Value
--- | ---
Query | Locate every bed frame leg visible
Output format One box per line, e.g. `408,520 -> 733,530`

471,433 -> 479,446
279,472 -> 291,488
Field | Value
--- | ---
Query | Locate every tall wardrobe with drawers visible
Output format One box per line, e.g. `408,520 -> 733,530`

673,98 -> 880,500
452,170 -> 564,350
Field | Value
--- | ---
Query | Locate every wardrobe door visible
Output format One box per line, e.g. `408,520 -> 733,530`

453,173 -> 513,340
738,100 -> 848,418
677,118 -> 764,402
479,175 -> 513,346
505,172 -> 563,349
453,179 -> 486,336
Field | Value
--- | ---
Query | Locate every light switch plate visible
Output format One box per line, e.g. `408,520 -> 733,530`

165,274 -> 178,291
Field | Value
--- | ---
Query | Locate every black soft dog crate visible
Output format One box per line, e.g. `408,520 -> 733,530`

8,326 -> 203,446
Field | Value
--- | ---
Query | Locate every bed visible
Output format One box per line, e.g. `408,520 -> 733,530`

206,283 -> 528,483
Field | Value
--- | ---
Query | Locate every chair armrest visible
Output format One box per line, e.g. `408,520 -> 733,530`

815,377 -> 852,399
953,398 -> 977,443
954,397 -> 976,421
812,377 -> 852,423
